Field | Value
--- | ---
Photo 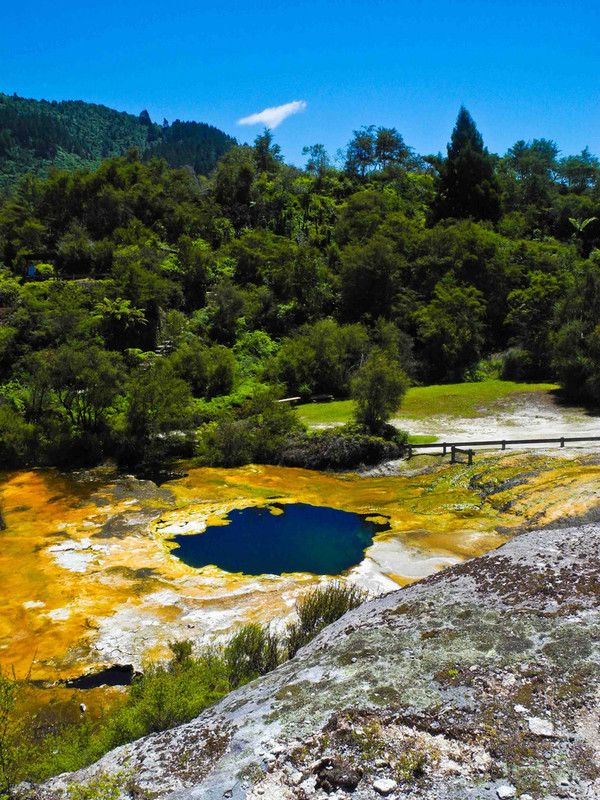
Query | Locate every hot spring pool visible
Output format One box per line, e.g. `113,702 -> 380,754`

168,502 -> 390,575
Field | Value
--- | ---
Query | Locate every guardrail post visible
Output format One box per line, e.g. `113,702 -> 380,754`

443,443 -> 447,456
408,445 -> 412,459
468,450 -> 473,466
451,445 -> 456,464
501,440 -> 506,451
560,437 -> 565,447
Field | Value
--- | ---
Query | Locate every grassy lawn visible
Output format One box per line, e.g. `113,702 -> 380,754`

297,400 -> 354,425
399,380 -> 559,420
296,380 -> 559,427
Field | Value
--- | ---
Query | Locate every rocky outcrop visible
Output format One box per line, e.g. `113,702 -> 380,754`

40,522 -> 600,800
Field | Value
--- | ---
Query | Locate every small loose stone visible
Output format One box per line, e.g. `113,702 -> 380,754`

496,786 -> 516,799
527,716 -> 554,737
289,770 -> 303,786
373,778 -> 398,796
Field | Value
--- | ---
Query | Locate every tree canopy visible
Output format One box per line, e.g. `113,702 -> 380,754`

1,104 -> 600,470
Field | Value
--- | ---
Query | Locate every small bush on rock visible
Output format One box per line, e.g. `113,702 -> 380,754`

224,624 -> 280,689
287,581 -> 368,657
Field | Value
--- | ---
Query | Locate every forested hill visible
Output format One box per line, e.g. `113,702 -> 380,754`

0,93 -> 236,188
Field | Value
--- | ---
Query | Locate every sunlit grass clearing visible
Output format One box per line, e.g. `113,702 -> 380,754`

296,380 -> 559,426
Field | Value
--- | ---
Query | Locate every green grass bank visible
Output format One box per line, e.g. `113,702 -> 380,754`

297,380 -> 560,427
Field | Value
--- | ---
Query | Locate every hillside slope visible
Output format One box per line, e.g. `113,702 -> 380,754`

0,93 -> 236,187
40,518 -> 600,800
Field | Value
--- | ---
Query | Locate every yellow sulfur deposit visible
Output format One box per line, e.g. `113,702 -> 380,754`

1,452 -> 599,686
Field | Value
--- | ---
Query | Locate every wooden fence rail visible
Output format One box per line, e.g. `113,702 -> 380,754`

407,435 -> 600,461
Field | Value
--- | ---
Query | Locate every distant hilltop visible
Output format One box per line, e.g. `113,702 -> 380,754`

0,92 -> 237,188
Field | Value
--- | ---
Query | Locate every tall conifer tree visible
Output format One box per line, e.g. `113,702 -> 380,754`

433,106 -> 501,222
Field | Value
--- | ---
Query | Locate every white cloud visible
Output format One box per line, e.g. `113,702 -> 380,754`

237,100 -> 307,129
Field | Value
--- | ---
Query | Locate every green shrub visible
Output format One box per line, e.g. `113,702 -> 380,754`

500,347 -> 536,381
280,425 -> 408,471
195,385 -> 305,467
101,649 -> 229,749
0,406 -> 35,468
465,352 -> 505,382
196,418 -> 255,467
224,624 -> 280,689
286,581 -> 368,657
34,263 -> 55,278
351,349 -> 409,433
168,639 -> 193,665
0,666 -> 27,796
66,771 -> 128,800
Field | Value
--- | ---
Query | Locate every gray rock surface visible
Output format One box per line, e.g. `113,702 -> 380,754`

39,522 -> 600,799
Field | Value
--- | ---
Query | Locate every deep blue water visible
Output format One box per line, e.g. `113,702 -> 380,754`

169,503 -> 390,576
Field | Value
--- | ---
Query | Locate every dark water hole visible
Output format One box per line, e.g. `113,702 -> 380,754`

168,503 -> 390,576
65,664 -> 136,689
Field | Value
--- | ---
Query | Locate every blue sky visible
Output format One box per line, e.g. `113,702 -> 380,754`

2,0 -> 599,166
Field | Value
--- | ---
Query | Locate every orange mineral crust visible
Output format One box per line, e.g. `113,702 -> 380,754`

1,453 -> 598,683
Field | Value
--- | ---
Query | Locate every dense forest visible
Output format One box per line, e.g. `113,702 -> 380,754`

1,105 -> 600,471
0,93 -> 236,189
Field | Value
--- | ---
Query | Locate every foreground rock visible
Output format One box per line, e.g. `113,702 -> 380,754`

39,522 -> 600,799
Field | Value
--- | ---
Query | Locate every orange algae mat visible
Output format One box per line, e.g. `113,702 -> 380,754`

1,454 -> 599,683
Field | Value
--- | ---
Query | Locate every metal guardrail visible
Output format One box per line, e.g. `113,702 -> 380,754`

407,435 -> 600,462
